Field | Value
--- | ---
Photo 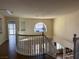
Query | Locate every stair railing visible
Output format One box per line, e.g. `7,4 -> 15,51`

73,34 -> 79,59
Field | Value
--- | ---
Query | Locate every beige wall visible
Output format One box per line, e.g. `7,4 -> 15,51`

0,17 -> 6,45
18,18 -> 53,38
0,16 -> 53,45
54,10 -> 79,49
0,16 -> 19,45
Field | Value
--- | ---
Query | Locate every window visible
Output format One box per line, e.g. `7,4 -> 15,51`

34,22 -> 47,32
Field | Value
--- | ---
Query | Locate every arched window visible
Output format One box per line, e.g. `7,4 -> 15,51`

34,22 -> 47,32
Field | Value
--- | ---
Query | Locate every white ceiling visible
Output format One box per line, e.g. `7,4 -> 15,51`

0,0 -> 79,18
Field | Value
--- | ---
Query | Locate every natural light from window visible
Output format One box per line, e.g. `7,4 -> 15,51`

34,22 -> 47,32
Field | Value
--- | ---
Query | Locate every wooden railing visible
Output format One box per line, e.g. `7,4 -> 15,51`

16,34 -> 56,57
63,34 -> 79,59
73,34 -> 79,59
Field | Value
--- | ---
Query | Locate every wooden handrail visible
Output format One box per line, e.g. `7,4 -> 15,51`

18,34 -> 43,36
17,33 -> 56,57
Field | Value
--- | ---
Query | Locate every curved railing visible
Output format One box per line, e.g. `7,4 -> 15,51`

16,34 -> 56,57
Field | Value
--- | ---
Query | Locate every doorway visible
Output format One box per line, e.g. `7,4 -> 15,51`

7,20 -> 17,59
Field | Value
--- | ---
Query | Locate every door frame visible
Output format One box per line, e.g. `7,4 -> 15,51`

4,17 -> 19,45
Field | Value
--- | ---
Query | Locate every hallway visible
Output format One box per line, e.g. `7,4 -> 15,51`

0,20 -> 63,59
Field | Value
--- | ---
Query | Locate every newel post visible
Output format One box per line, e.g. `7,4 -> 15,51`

73,34 -> 76,59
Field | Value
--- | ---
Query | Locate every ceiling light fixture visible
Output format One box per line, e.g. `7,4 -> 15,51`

6,10 -> 13,15
0,9 -> 13,15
